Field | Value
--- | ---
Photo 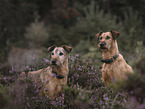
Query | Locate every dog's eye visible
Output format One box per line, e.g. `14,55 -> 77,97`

59,52 -> 64,56
51,52 -> 54,55
106,36 -> 111,39
99,37 -> 102,40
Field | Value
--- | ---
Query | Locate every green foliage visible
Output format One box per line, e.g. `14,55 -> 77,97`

0,84 -> 11,109
24,17 -> 49,48
129,41 -> 145,65
73,40 -> 90,55
119,9 -> 145,52
68,1 -> 128,55
0,0 -> 145,108
1,51 -> 145,108
70,2 -> 145,54
0,0 -> 36,47
69,1 -> 122,46
117,55 -> 145,108
48,25 -> 70,46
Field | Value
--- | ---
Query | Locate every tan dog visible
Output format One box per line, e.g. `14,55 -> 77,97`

21,45 -> 72,99
96,30 -> 134,86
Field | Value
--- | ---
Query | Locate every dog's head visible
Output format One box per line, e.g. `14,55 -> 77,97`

48,45 -> 72,67
96,30 -> 119,51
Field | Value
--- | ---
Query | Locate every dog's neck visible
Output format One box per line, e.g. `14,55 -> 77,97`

102,40 -> 119,59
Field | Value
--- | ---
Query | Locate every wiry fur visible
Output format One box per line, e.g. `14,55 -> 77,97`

96,30 -> 134,86
20,45 -> 72,99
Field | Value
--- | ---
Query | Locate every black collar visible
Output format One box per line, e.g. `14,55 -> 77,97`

101,53 -> 119,64
52,70 -> 64,79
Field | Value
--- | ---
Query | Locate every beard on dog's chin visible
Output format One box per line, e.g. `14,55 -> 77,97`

99,47 -> 108,51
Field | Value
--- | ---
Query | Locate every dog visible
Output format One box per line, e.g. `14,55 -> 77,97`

96,30 -> 134,86
20,45 -> 72,99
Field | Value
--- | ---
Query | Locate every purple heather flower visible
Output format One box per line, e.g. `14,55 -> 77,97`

26,65 -> 29,69
104,97 -> 109,101
123,98 -> 127,103
27,102 -> 30,107
34,89 -> 39,93
3,76 -> 6,81
29,68 -> 32,70
45,59 -> 50,63
81,95 -> 85,99
102,105 -> 105,109
78,68 -> 82,71
130,90 -> 133,95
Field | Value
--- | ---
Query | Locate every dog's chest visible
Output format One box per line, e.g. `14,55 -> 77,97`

40,67 -> 55,84
102,63 -> 116,74
102,64 -> 110,72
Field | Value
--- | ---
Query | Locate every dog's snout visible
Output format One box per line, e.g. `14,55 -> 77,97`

100,43 -> 105,47
51,60 -> 56,64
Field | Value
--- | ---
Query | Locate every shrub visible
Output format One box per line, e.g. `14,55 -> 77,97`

119,9 -> 145,53
68,55 -> 103,89
24,17 -> 49,48
0,84 -> 11,109
0,48 -> 143,109
69,0 -> 122,46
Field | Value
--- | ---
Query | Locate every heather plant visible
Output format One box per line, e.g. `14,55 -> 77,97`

120,54 -> 145,101
0,84 -> 11,109
0,42 -> 144,109
0,0 -> 145,108
0,53 -> 143,109
68,54 -> 103,89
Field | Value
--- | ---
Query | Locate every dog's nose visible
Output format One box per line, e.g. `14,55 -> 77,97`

100,43 -> 105,47
51,60 -> 56,64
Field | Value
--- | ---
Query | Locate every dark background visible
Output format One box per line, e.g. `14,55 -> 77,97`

0,0 -> 145,63
0,0 -> 145,108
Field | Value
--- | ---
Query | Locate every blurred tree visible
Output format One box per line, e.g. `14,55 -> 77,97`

42,0 -> 80,27
69,0 -> 122,46
0,0 -> 37,63
24,15 -> 49,48
48,24 -> 70,46
96,0 -> 145,24
119,9 -> 145,53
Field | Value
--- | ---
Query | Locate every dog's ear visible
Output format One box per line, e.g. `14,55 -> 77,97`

96,31 -> 103,40
62,45 -> 72,53
111,30 -> 119,39
48,45 -> 56,52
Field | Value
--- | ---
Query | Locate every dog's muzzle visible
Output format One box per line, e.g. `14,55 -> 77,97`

100,43 -> 105,47
51,60 -> 57,65
100,43 -> 107,49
